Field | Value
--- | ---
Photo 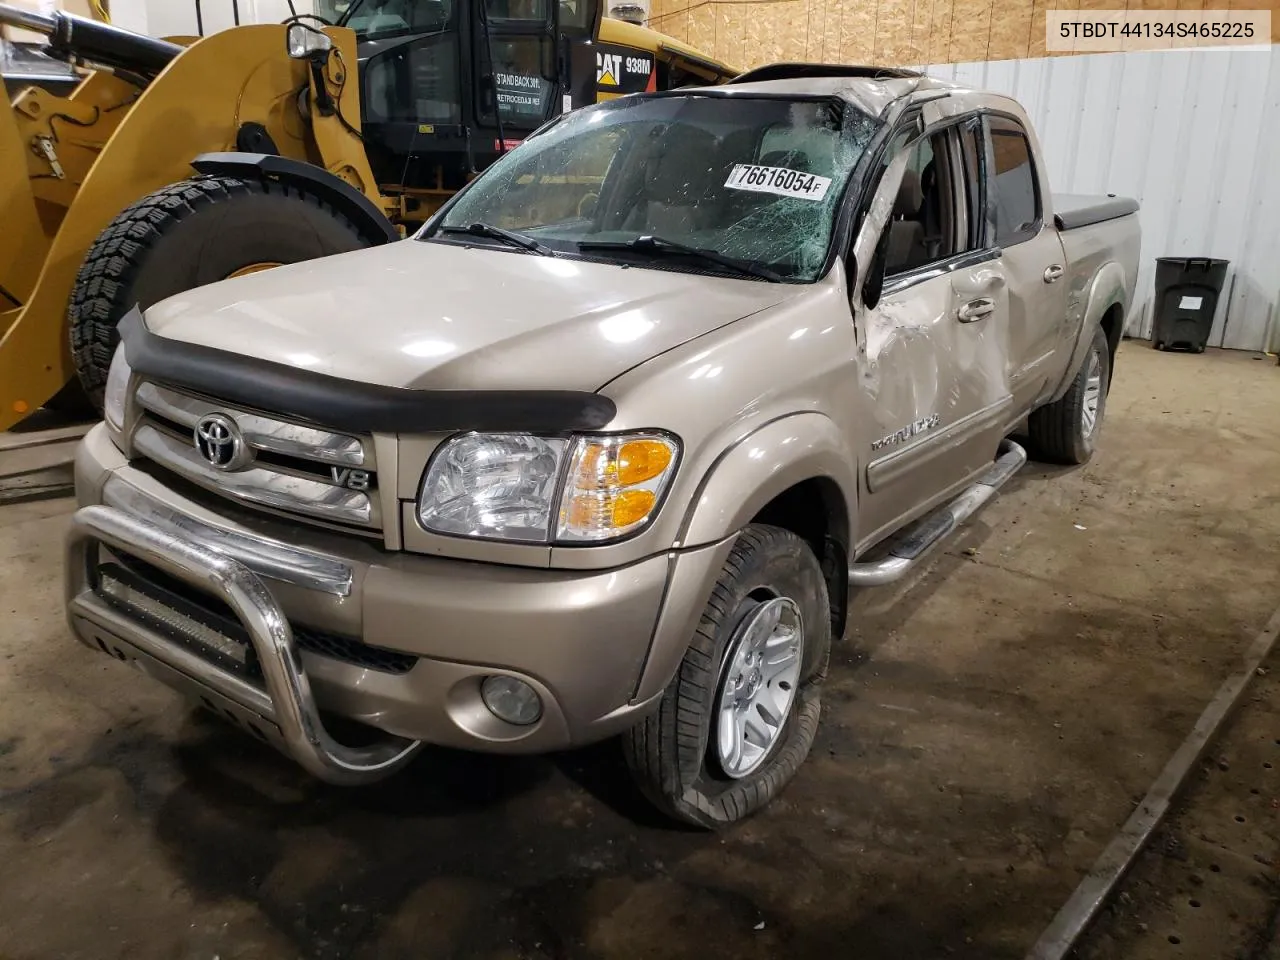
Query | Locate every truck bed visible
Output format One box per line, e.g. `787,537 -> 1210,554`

1054,194 -> 1140,231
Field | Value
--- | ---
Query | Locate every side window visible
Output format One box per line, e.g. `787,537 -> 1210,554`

486,37 -> 555,127
362,34 -> 461,125
883,127 -> 973,277
987,117 -> 1040,246
486,0 -> 548,19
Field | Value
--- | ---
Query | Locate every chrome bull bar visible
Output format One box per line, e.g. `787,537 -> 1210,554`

66,504 -> 424,784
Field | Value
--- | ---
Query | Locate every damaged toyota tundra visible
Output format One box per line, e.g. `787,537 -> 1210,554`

66,65 -> 1140,827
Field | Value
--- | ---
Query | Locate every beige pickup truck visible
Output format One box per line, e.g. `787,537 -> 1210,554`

66,64 -> 1140,827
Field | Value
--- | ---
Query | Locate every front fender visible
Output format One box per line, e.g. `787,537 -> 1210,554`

1050,260 -> 1127,403
628,412 -> 857,704
679,412 -> 858,549
190,152 -> 400,245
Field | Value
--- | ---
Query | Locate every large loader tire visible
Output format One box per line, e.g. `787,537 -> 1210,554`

69,175 -> 373,409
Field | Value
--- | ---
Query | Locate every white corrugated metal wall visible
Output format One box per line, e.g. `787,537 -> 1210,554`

921,47 -> 1280,352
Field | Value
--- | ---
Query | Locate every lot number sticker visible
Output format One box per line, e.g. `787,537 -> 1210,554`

725,164 -> 832,201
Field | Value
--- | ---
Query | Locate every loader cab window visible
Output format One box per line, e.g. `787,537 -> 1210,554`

483,36 -> 556,126
316,0 -> 352,20
558,0 -> 600,32
485,0 -> 550,20
362,33 -> 462,124
343,0 -> 455,38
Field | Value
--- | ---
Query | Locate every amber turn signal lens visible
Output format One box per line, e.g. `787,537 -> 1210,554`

555,433 -> 680,542
616,439 -> 673,486
610,489 -> 657,527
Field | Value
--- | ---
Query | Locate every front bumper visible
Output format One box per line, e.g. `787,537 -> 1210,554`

68,424 -> 733,783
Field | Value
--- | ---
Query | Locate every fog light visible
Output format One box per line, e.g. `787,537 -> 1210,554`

481,675 -> 542,725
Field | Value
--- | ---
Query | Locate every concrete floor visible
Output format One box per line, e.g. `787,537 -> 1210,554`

1,342 -> 1278,960
1079,647 -> 1280,959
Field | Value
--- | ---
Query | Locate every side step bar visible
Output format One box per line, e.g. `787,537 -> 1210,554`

848,439 -> 1028,587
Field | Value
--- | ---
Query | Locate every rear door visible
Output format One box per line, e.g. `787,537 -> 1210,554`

984,114 -> 1069,411
852,113 -> 1016,547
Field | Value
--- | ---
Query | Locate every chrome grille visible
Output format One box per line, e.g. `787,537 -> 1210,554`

131,382 -> 380,530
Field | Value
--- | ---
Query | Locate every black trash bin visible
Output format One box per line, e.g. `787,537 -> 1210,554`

1151,257 -> 1230,353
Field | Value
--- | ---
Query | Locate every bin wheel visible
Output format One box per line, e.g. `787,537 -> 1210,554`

69,175 -> 372,410
1153,340 -> 1165,351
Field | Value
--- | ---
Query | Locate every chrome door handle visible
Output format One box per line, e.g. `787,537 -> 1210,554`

957,298 -> 994,323
1043,264 -> 1065,283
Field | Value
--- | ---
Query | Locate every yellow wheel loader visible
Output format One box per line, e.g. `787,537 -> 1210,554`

0,0 -> 737,430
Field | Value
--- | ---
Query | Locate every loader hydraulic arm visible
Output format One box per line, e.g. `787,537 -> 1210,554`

0,3 -> 181,78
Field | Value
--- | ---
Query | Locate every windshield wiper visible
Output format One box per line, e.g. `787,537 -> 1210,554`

576,235 -> 782,282
437,222 -> 553,256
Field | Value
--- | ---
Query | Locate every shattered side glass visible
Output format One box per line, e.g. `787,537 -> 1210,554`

429,94 -> 882,282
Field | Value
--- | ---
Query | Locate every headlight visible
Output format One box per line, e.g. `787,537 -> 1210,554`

103,345 -> 132,432
418,434 -> 567,541
418,431 -> 679,544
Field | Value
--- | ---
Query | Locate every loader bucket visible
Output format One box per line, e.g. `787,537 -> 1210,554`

0,24 -> 368,432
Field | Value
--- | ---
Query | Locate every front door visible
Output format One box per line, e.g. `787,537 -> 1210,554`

851,114 -> 1015,548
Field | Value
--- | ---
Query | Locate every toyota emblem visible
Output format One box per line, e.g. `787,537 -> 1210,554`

194,414 -> 247,470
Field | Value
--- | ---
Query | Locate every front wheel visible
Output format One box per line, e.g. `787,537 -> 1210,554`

1027,323 -> 1111,465
623,524 -> 831,828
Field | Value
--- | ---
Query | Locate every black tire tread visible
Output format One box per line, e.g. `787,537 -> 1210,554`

623,524 -> 829,829
1026,323 -> 1110,465
68,175 -> 365,409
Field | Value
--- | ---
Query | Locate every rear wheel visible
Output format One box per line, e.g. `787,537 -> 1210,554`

623,524 -> 831,828
1027,323 -> 1110,465
69,175 -> 373,409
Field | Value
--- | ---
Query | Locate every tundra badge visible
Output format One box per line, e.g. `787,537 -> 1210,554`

871,414 -> 941,451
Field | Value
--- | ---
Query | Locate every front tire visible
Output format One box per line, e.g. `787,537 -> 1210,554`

69,175 -> 373,409
623,524 -> 831,829
1027,323 -> 1111,465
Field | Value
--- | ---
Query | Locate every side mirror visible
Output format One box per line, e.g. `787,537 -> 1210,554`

287,22 -> 333,60
862,226 -> 891,310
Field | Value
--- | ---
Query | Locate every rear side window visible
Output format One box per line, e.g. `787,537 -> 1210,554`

987,116 -> 1039,246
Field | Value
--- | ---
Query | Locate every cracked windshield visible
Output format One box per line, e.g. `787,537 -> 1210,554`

430,95 -> 879,281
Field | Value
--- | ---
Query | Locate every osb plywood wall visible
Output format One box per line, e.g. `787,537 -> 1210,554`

646,0 -> 1280,68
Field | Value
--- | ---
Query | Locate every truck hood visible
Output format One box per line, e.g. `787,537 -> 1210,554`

142,241 -> 797,393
